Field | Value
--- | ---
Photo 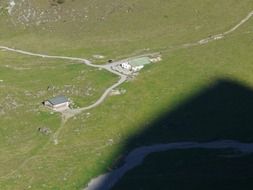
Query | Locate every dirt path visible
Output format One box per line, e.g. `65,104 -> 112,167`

1,10 -> 253,119
198,10 -> 253,44
0,46 -> 92,65
0,45 -> 131,117
85,140 -> 253,190
62,74 -> 127,118
162,10 -> 253,51
224,10 -> 253,35
84,11 -> 253,189
0,9 -> 253,181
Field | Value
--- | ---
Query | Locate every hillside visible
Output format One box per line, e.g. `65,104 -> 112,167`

1,0 -> 252,58
1,0 -> 253,190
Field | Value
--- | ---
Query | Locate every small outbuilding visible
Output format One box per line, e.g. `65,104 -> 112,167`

43,96 -> 70,111
120,57 -> 151,72
120,62 -> 132,70
129,57 -> 151,71
129,57 -> 151,67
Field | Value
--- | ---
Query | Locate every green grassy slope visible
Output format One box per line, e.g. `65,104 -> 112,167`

1,0 -> 252,60
1,17 -> 252,190
0,51 -> 116,187
0,0 -> 253,189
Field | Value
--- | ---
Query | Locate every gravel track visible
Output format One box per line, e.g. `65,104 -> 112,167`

85,140 -> 253,190
0,9 -> 252,182
0,45 -> 129,118
1,10 -> 253,118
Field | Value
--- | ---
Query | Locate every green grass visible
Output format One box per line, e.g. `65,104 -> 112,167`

1,0 -> 252,60
0,51 -> 117,107
1,0 -> 253,189
0,50 -> 117,186
1,27 -> 252,190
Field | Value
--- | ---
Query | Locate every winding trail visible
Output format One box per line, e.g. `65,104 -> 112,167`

61,63 -> 128,120
224,10 -> 253,35
0,9 -> 253,181
0,45 -> 130,120
163,10 -> 253,51
85,140 -> 253,190
0,46 -> 92,65
1,10 -> 253,119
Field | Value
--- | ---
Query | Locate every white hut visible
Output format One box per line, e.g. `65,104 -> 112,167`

120,62 -> 132,70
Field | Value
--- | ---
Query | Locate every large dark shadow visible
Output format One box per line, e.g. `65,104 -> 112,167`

88,78 -> 253,189
125,78 -> 253,147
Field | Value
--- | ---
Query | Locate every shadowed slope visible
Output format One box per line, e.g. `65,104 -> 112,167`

126,79 -> 253,146
87,79 -> 253,189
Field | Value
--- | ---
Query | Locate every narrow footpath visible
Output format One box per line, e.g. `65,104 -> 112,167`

0,10 -> 253,119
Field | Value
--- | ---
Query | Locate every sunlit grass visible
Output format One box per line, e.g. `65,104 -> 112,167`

0,1 -> 253,189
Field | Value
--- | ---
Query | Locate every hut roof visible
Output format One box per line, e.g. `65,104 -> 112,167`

128,57 -> 151,67
47,96 -> 69,105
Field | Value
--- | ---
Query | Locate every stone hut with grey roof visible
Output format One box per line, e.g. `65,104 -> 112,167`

43,96 -> 70,111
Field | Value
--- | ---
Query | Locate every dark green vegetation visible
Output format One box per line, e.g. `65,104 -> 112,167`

113,149 -> 253,190
1,0 -> 253,189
